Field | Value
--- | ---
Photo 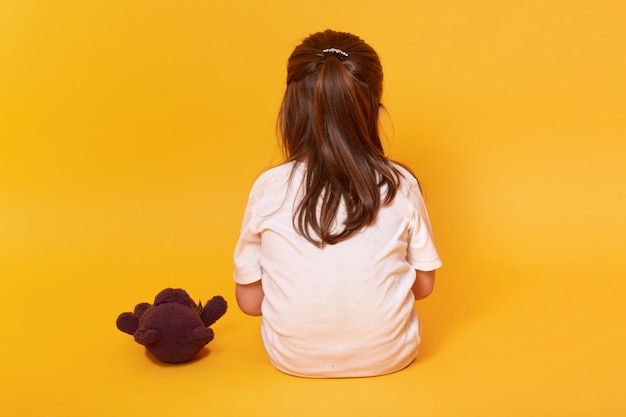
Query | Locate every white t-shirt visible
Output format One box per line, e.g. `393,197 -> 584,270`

233,161 -> 442,377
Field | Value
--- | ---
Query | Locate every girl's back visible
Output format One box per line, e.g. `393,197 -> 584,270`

234,162 -> 440,377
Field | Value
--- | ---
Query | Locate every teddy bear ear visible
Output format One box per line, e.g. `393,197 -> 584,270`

116,312 -> 140,335
134,329 -> 161,346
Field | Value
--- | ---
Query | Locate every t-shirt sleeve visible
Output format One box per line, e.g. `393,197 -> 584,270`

233,186 -> 263,285
405,180 -> 442,271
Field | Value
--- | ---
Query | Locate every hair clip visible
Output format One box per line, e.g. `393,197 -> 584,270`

317,48 -> 349,60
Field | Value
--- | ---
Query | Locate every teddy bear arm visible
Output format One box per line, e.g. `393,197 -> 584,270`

187,327 -> 214,346
134,328 -> 161,346
200,295 -> 228,326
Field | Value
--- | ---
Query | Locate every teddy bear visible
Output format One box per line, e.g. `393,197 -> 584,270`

116,288 -> 227,364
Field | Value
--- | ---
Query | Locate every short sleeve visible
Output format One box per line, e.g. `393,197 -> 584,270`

405,180 -> 442,271
232,164 -> 293,285
233,187 -> 263,285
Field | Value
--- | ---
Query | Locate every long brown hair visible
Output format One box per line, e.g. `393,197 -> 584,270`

278,29 -> 402,247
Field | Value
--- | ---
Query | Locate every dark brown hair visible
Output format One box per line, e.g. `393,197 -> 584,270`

278,29 -> 402,247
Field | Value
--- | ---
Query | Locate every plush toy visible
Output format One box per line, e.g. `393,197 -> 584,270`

116,288 -> 228,364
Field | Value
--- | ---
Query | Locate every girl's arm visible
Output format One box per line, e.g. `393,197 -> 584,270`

235,280 -> 264,316
412,270 -> 436,300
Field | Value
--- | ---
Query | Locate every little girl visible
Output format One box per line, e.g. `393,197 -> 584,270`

233,29 -> 442,378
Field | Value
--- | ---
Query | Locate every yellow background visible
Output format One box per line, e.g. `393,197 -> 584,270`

1,0 -> 625,416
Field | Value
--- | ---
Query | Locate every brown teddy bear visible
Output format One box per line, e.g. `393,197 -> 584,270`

116,288 -> 227,363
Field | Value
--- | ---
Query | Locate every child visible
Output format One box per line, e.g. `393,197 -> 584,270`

233,29 -> 442,378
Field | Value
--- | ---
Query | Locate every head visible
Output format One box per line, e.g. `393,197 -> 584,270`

278,30 -> 401,247
154,288 -> 196,309
279,29 -> 384,162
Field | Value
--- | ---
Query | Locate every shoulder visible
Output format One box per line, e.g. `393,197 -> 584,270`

390,162 -> 420,194
250,162 -> 296,193
387,161 -> 430,216
255,161 -> 296,182
247,162 -> 298,215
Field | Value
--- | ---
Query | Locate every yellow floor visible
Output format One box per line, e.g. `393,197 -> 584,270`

1,1 -> 625,416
